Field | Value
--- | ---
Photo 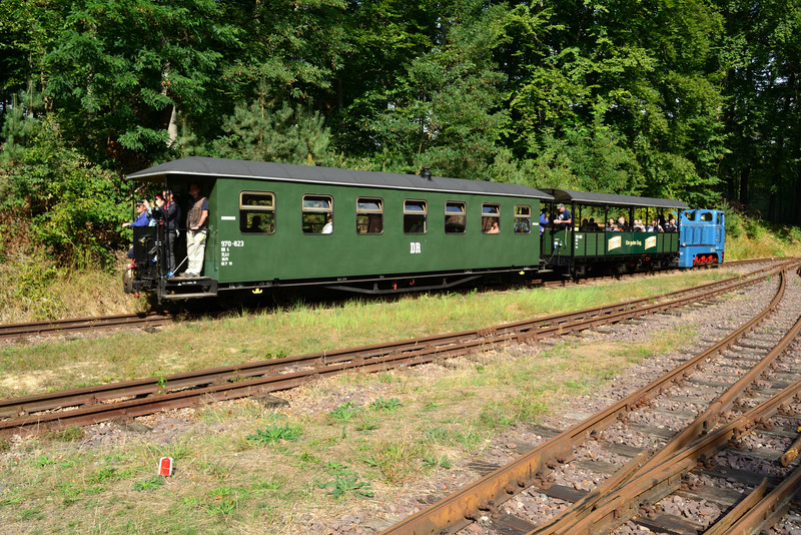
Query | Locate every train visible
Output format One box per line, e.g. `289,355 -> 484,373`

123,157 -> 725,302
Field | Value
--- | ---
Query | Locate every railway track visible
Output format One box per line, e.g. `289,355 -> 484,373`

0,257 -> 774,343
377,263 -> 801,535
0,311 -> 172,341
0,258 -> 793,441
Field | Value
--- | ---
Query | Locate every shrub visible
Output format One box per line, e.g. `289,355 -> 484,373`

1,105 -> 129,270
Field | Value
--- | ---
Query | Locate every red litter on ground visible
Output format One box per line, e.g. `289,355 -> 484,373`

159,457 -> 174,477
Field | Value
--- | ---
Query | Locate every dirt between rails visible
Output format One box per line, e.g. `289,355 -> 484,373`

2,263 -> 797,535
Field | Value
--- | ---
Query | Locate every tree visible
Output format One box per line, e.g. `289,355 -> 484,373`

39,0 -> 239,171
209,90 -> 332,165
501,0 -> 726,204
717,0 -> 801,223
0,90 -> 128,268
362,1 -> 511,179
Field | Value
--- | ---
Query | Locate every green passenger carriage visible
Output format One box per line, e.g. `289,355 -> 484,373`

539,189 -> 688,277
125,157 -> 552,300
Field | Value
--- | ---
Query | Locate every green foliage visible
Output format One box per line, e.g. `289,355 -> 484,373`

48,425 -> 85,442
210,95 -> 331,165
368,398 -> 403,411
328,401 -> 362,421
720,201 -> 744,239
319,476 -> 374,499
422,455 -> 451,469
0,94 -> 129,268
246,423 -> 302,444
134,476 -> 165,492
37,0 -> 239,168
362,3 -> 511,179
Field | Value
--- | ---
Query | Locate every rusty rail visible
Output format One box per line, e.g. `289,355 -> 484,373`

555,373 -> 801,534
0,257 -> 778,343
2,261 -> 789,439
530,268 -> 796,535
0,312 -> 172,341
377,263 -> 798,535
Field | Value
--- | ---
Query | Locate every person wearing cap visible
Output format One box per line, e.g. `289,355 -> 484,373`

555,203 -> 572,229
122,200 -> 152,229
123,200 -> 152,259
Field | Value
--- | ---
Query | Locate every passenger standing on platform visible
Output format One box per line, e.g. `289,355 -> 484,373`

123,200 -> 152,260
185,184 -> 209,277
555,203 -> 572,229
153,189 -> 180,275
122,200 -> 151,229
539,209 -> 549,235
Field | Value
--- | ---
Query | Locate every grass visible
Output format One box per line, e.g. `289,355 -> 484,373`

725,218 -> 801,260
246,423 -> 303,444
0,251 -> 136,324
0,247 -> 777,533
0,315 -> 713,532
1,269 -> 732,399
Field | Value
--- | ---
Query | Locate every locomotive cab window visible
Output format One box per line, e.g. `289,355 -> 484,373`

701,212 -> 713,221
445,202 -> 466,234
357,197 -> 383,234
302,195 -> 334,234
240,191 -> 276,234
482,203 -> 500,234
404,200 -> 427,234
514,204 -> 531,234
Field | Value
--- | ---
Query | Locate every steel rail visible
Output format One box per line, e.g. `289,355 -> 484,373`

1,263 -> 789,439
376,264 -> 797,535
557,372 -> 801,534
0,257 -> 778,343
533,267 -> 800,534
714,465 -> 801,534
703,478 -> 769,535
0,312 -> 171,340
0,263 -> 782,426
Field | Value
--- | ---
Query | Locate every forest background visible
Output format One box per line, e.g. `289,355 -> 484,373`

0,0 -> 799,313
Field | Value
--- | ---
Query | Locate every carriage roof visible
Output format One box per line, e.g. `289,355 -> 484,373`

539,188 -> 688,209
128,157 -> 553,200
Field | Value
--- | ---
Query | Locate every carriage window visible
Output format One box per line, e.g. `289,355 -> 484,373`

445,202 -> 466,234
356,197 -> 383,235
302,195 -> 334,234
240,191 -> 276,234
404,200 -> 427,234
514,204 -> 531,234
482,203 -> 500,234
